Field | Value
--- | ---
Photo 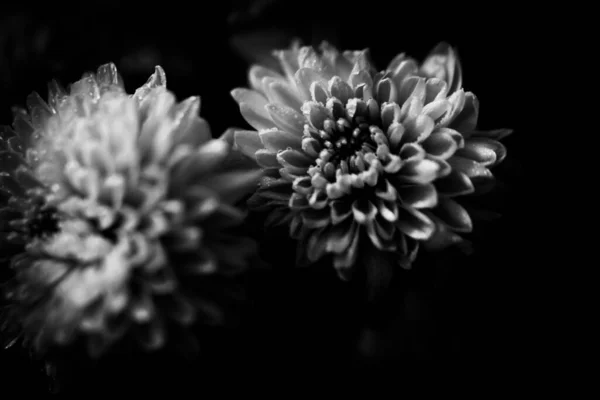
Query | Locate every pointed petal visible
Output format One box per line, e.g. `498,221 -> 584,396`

433,197 -> 472,232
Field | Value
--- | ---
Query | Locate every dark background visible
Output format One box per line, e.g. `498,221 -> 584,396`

1,2 -> 530,394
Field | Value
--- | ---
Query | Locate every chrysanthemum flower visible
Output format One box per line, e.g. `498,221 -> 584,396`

0,63 -> 262,357
230,41 -> 511,288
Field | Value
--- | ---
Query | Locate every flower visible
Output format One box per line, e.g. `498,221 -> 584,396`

0,63 -> 262,358
230,41 -> 511,292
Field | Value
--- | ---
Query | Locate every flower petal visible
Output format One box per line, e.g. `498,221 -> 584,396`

398,183 -> 438,209
403,114 -> 434,144
239,103 -> 274,132
302,208 -> 331,229
422,213 -> 467,252
255,149 -> 281,168
396,207 -> 435,240
424,78 -> 449,103
325,218 -> 358,253
420,42 -> 462,94
450,92 -> 478,132
301,101 -> 331,130
277,148 -> 314,170
466,128 -> 513,141
455,138 -> 506,167
422,130 -> 458,160
432,197 -> 472,232
352,198 -> 377,224
397,76 -> 426,107
328,76 -> 354,105
434,170 -> 474,196
389,59 -> 419,89
259,128 -> 302,152
396,158 -> 440,185
331,199 -> 353,224
233,130 -> 263,158
263,78 -> 303,110
265,103 -> 306,137
295,68 -> 326,101
248,65 -> 285,93
376,78 -> 396,104
447,156 -> 493,179
332,229 -> 360,278
231,88 -> 268,109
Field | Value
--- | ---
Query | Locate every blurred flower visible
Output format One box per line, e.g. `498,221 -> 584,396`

230,41 -> 511,295
0,63 -> 262,358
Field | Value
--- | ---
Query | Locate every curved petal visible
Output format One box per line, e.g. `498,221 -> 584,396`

265,103 -> 306,137
447,156 -> 493,179
352,198 -> 378,224
263,78 -> 303,110
432,197 -> 472,232
255,149 -> 281,168
398,183 -> 438,209
396,158 -> 440,185
396,206 -> 435,240
422,130 -> 458,160
233,130 -> 263,159
239,103 -> 274,132
456,138 -> 507,167
434,170 -> 474,196
259,128 -> 302,152
450,91 -> 478,132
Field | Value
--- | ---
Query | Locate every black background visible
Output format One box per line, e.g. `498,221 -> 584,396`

1,1 -> 530,394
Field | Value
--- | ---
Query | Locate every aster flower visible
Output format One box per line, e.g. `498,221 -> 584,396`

230,41 -> 511,293
0,63 -> 262,359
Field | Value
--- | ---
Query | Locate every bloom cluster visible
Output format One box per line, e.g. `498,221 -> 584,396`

0,40 -> 511,389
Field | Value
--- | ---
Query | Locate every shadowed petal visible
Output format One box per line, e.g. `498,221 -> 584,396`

450,92 -> 478,132
396,207 -> 435,240
422,130 -> 458,160
448,156 -> 493,179
434,170 -> 474,196
398,184 -> 438,209
432,197 -> 472,232
326,218 -> 358,253
352,198 -> 377,224
255,149 -> 281,168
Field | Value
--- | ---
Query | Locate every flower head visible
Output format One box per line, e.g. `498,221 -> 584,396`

1,63 -> 261,357
231,41 -> 511,289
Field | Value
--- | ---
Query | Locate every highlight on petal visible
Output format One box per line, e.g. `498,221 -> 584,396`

396,207 -> 435,240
